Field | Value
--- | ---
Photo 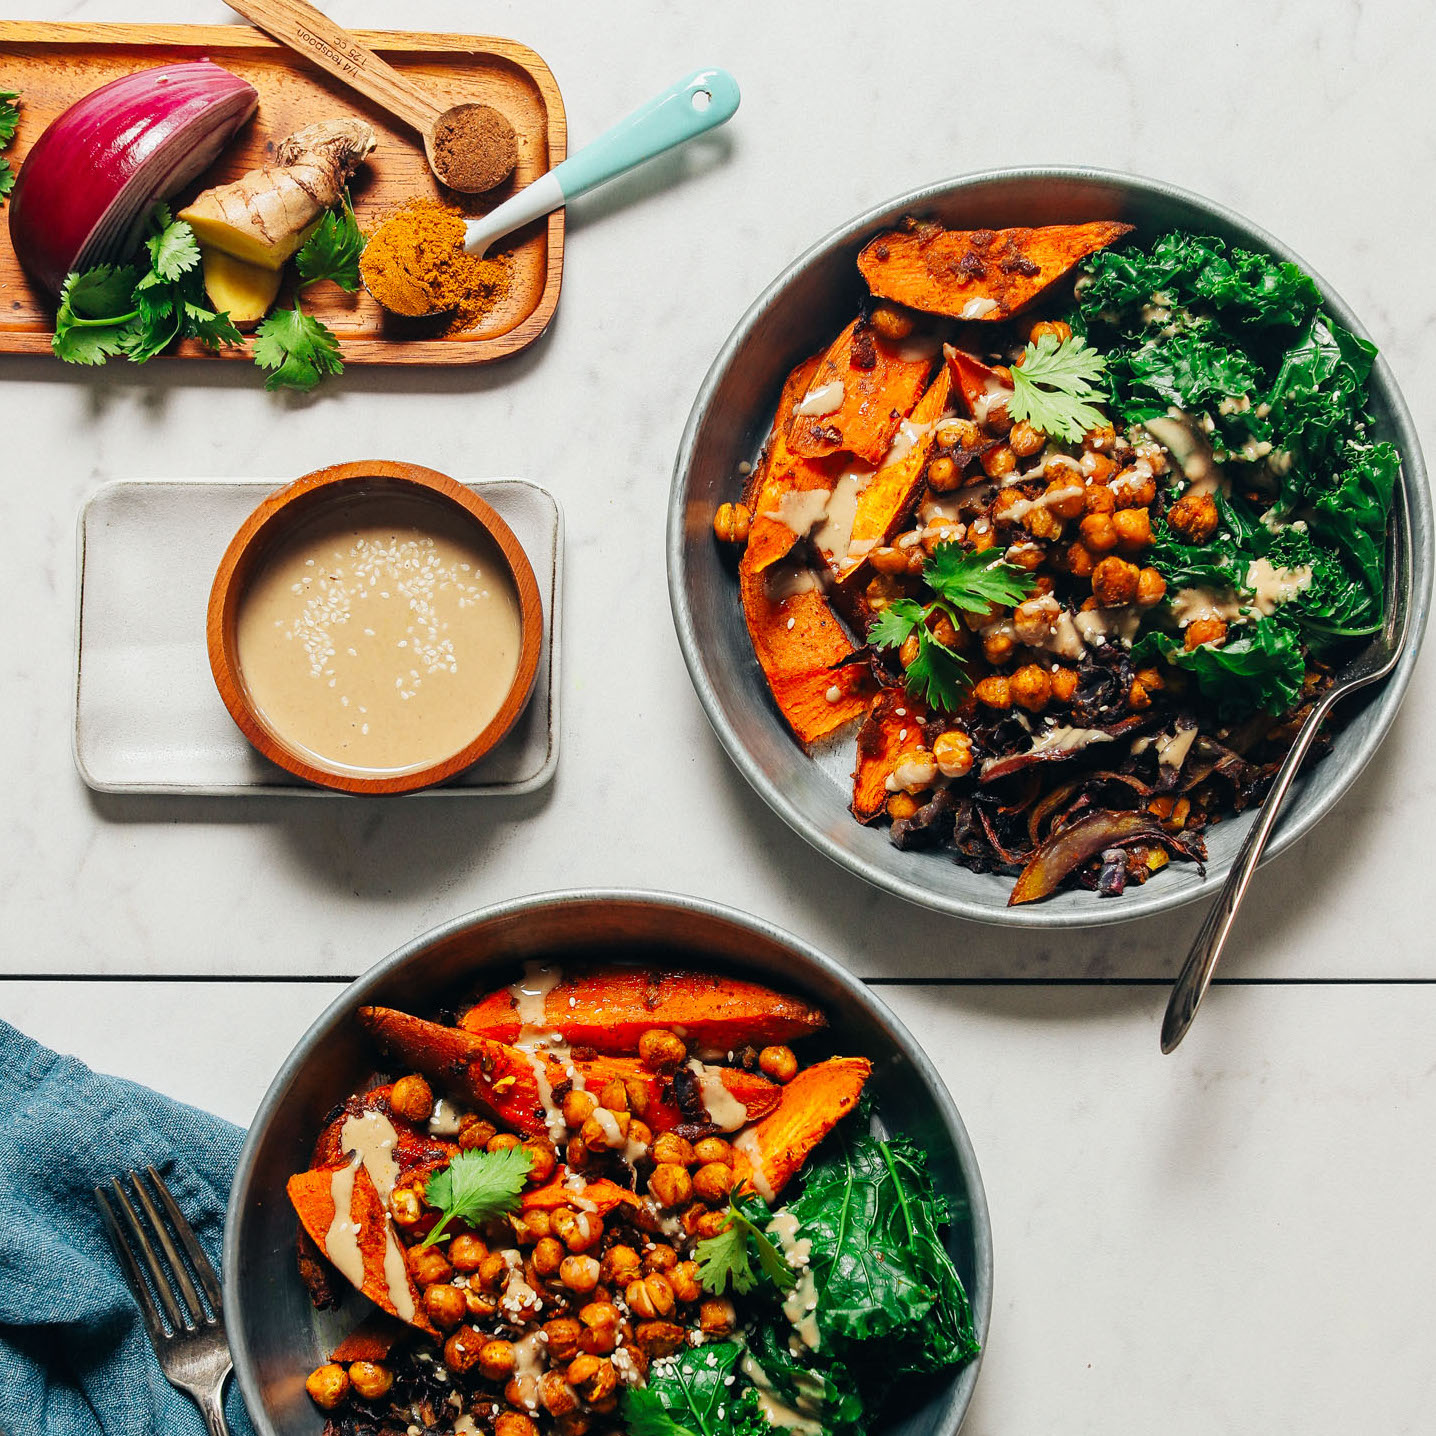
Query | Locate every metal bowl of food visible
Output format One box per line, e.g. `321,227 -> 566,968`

668,166 -> 1432,927
225,890 -> 993,1436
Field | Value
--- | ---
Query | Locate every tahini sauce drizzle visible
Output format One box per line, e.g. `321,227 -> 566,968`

508,962 -> 572,1145
687,1059 -> 748,1132
741,1353 -> 825,1435
324,1155 -> 365,1291
734,1129 -> 775,1203
769,1210 -> 820,1352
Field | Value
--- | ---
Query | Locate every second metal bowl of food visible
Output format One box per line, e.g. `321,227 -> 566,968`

224,889 -> 993,1436
668,166 -> 1433,927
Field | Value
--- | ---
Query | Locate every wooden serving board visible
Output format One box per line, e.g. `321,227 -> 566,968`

0,22 -> 566,365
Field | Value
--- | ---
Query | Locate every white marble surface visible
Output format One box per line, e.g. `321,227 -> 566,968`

3,2 -> 1436,1430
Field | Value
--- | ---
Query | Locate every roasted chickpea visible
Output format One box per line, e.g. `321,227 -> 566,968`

440,1232 -> 484,1275
408,1245 -> 454,1288
1092,555 -> 1141,608
1084,423 -> 1116,453
981,443 -> 1017,479
713,502 -> 752,545
1051,667 -> 1079,704
648,1163 -> 693,1209
627,1118 -> 653,1153
305,1363 -> 349,1411
1184,617 -> 1228,649
595,1079 -> 628,1113
559,1254 -> 601,1293
424,1281 -> 467,1331
1009,664 -> 1053,713
1167,491 -> 1220,544
1064,540 -> 1097,578
1111,468 -> 1156,509
1008,420 -> 1046,458
555,1415 -> 592,1436
389,1073 -> 434,1123
582,1109 -> 630,1153
692,1161 -> 736,1203
974,674 -> 1012,710
626,1273 -> 676,1319
1113,507 -> 1152,552
868,544 -> 911,576
1029,318 -> 1072,345
693,1137 -> 733,1166
523,1139 -> 558,1185
933,729 -> 974,779
488,1131 -> 523,1154
989,487 -> 1026,526
976,625 -> 1013,664
600,1245 -> 642,1287
532,1236 -> 566,1277
1006,541 -> 1045,571
1128,678 -> 1152,710
634,1321 -> 687,1358
869,302 -> 915,342
562,1089 -> 597,1129
495,1415 -> 539,1436
651,1132 -> 696,1168
522,1209 -> 552,1241
1084,451 -> 1118,483
642,1243 -> 678,1274
348,1361 -> 393,1401
637,1028 -> 687,1072
544,1316 -> 583,1364
886,791 -> 920,821
899,633 -> 922,669
463,1288 -> 498,1322
569,1352 -> 619,1408
477,1251 -> 511,1292
1024,505 -> 1064,542
472,1337 -> 516,1382
443,1325 -> 484,1375
925,453 -> 959,492
669,1260 -> 702,1303
1136,567 -> 1167,608
552,1207 -> 604,1254
1044,477 -> 1087,521
389,1185 -> 423,1228
699,1297 -> 738,1337
540,1369 -> 579,1417
578,1302 -> 621,1355
1079,512 -> 1118,553
970,524 -> 997,553
929,612 -> 961,650
982,398 -> 1013,437
457,1116 -> 498,1151
758,1045 -> 799,1084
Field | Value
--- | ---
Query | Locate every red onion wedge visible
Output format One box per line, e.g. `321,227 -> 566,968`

9,61 -> 258,296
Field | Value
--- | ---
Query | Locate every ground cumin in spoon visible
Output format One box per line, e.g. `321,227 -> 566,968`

430,103 -> 518,193
359,199 -> 513,328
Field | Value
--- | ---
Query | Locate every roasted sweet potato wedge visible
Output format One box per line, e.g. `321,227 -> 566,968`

828,365 -> 952,584
286,1164 -> 434,1333
310,1085 -> 456,1175
739,545 -> 873,744
522,1175 -> 642,1213
459,967 -> 827,1055
944,344 -> 1013,421
859,221 -> 1134,321
746,452 -> 846,574
731,1056 -> 872,1201
787,317 -> 936,465
331,1313 -> 408,1364
743,351 -> 824,514
852,691 -> 930,822
358,1007 -> 780,1138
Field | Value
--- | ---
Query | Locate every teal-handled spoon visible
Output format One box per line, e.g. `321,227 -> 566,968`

364,68 -> 740,314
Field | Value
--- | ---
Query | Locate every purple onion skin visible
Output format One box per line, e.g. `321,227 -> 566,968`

1010,809 -> 1194,906
1097,848 -> 1127,897
9,61 -> 258,295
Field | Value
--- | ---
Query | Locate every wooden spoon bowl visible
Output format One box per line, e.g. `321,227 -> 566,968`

207,459 -> 543,795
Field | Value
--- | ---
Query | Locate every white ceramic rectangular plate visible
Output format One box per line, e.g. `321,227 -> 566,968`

75,478 -> 562,797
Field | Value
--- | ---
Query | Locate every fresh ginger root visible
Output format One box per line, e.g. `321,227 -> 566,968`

179,117 -> 377,270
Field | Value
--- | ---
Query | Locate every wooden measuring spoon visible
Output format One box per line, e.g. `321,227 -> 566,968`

226,0 -> 516,193
360,68 -> 742,317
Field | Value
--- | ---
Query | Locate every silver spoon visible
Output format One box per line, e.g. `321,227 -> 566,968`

1161,481 -> 1413,1053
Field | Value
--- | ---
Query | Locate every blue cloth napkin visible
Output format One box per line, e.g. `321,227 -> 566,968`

0,1020 -> 255,1436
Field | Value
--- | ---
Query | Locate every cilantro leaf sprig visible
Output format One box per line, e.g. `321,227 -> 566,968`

695,1194 -> 797,1296
0,90 -> 19,201
419,1146 -> 532,1248
867,544 -> 1038,711
1007,331 -> 1110,441
621,1388 -> 700,1436
294,191 -> 364,291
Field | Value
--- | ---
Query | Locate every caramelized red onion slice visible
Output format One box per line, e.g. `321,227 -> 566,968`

8,61 -> 258,295
1009,809 -> 1205,906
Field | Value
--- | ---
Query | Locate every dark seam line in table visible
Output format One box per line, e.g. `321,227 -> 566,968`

1,974 -> 1432,986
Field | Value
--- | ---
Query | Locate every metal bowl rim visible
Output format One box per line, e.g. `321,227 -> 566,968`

667,163 -> 1432,928
225,887 -> 995,1436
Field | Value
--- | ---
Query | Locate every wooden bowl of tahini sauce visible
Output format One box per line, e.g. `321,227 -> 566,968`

208,460 -> 542,794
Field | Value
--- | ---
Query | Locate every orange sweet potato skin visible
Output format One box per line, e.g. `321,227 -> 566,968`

286,1164 -> 435,1334
732,1056 -> 872,1200
830,366 -> 952,584
851,691 -> 930,822
331,1313 -> 408,1364
739,545 -> 872,745
787,317 -> 935,465
859,221 -> 1134,321
459,967 -> 827,1055
310,1084 -> 456,1175
743,351 -> 824,515
358,1007 -> 780,1138
522,1175 -> 640,1213
944,344 -> 1012,418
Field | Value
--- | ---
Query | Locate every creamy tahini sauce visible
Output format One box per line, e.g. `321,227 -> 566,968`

687,1059 -> 748,1132
1246,557 -> 1312,615
734,1129 -> 775,1203
235,494 -> 522,775
325,1155 -> 365,1290
1170,586 -> 1243,625
793,379 -> 845,417
508,962 -> 573,1145
769,1210 -> 821,1353
741,1354 -> 825,1435
339,1110 -> 402,1202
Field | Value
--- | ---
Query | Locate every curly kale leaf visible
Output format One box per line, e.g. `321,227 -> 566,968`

626,1342 -> 768,1436
1133,618 -> 1306,719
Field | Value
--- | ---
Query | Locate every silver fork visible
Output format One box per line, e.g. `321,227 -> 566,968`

94,1166 -> 234,1436
1162,481 -> 1414,1053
